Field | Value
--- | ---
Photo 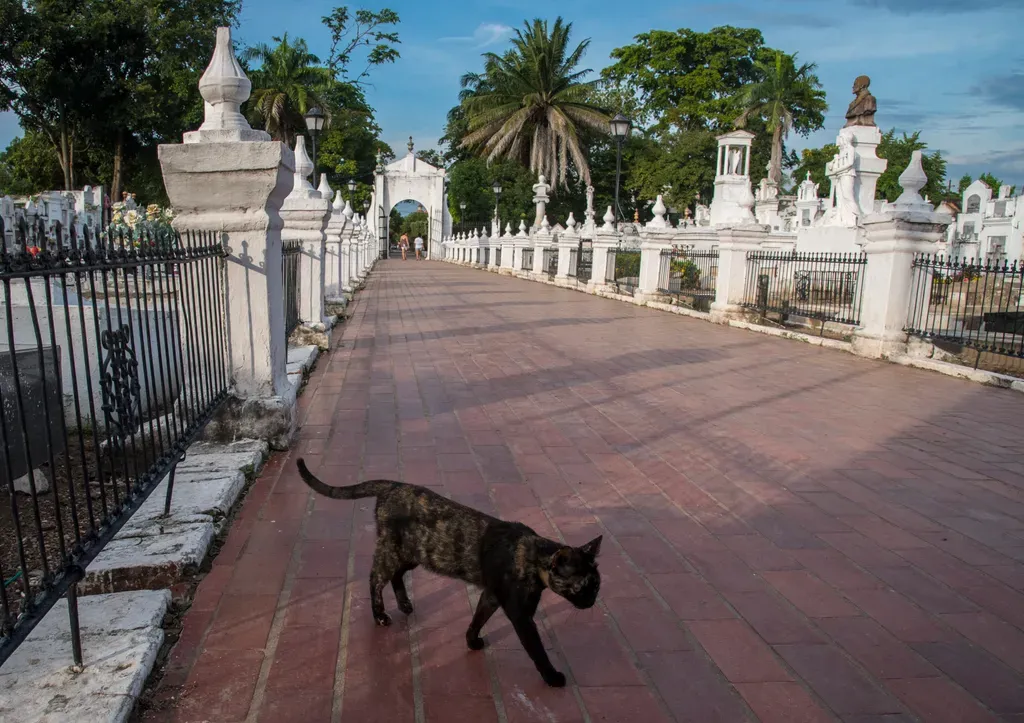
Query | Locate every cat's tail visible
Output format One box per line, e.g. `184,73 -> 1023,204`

296,458 -> 396,499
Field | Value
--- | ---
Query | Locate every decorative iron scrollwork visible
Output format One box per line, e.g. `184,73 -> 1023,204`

100,325 -> 142,447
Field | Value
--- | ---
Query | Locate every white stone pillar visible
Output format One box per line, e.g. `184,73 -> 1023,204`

709,224 -> 770,323
281,136 -> 331,340
589,208 -> 618,292
852,151 -> 952,358
323,190 -> 348,303
557,224 -> 578,280
159,26 -> 297,447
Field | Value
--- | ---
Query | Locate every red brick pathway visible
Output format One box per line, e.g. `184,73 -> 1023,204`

150,260 -> 1024,722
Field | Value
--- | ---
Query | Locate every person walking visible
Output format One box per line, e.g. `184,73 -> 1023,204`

414,234 -> 425,260
398,233 -> 410,260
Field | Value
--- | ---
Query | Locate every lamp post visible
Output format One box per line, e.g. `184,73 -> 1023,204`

304,106 -> 325,187
459,201 -> 467,236
609,113 -> 631,224
492,180 -> 503,231
347,179 -> 357,208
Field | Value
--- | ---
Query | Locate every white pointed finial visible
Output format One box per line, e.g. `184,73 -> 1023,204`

566,212 -> 577,230
518,219 -> 527,236
505,222 -> 513,237
286,136 -> 315,199
343,199 -> 354,219
894,150 -> 930,210
541,215 -> 551,231
317,174 -> 332,200
648,195 -> 668,228
332,190 -> 344,211
187,27 -> 268,143
603,205 -> 616,228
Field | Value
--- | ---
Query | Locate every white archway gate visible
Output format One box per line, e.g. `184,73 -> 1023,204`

369,138 -> 450,260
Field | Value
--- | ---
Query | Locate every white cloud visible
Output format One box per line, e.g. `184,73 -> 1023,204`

439,22 -> 513,49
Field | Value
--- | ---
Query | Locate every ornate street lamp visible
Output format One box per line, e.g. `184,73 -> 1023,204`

609,113 -> 632,223
347,179 -> 357,206
492,180 -> 503,229
304,106 -> 326,187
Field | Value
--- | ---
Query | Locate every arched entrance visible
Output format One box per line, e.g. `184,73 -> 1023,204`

369,138 -> 450,260
390,199 -> 430,259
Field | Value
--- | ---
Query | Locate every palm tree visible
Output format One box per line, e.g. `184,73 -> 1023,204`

242,34 -> 335,145
458,18 -> 610,188
735,51 -> 826,187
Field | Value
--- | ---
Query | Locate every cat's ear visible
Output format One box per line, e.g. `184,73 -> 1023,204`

579,535 -> 602,558
550,547 -> 572,570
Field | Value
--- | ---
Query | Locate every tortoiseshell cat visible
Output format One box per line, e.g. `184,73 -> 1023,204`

297,458 -> 601,687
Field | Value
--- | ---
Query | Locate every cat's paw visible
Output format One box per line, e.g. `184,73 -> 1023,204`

466,635 -> 486,651
398,599 -> 415,615
374,612 -> 392,627
542,670 -> 566,688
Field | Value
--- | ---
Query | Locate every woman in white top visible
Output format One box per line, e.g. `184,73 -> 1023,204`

414,235 -> 424,260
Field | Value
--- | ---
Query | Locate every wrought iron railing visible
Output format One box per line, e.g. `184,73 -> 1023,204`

521,248 -> 534,272
282,240 -> 301,338
567,241 -> 592,283
658,248 -> 719,312
906,255 -> 1024,361
605,245 -> 641,296
494,247 -> 502,268
0,217 -> 229,668
543,248 -> 558,277
742,251 -> 866,326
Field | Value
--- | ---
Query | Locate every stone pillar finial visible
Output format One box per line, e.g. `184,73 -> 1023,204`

647,195 -> 668,228
287,136 -> 315,199
317,174 -> 333,201
505,222 -> 513,237
518,219 -> 528,237
332,190 -> 344,211
343,199 -> 354,219
566,211 -> 577,230
186,27 -> 269,143
602,205 -> 616,229
893,150 -> 929,210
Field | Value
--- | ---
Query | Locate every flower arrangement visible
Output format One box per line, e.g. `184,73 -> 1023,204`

108,196 -> 175,249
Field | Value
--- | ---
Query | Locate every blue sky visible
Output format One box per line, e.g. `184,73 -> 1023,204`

2,0 -> 1022,187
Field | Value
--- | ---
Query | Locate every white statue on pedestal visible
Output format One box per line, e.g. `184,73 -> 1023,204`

532,174 -> 550,228
825,133 -> 858,226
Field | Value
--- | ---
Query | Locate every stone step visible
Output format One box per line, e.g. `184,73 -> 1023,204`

0,589 -> 170,723
81,439 -> 268,595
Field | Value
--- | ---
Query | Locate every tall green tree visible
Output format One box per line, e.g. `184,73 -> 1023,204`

734,51 -> 826,186
458,17 -> 610,188
243,34 -> 335,145
875,129 -> 947,203
603,26 -> 769,135
1,0 -> 239,195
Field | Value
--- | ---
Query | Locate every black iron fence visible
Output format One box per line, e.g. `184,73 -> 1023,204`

568,240 -> 593,283
494,247 -> 502,268
0,217 -> 229,668
742,251 -> 866,326
657,248 -> 719,312
282,240 -> 301,338
906,255 -> 1024,362
543,248 -> 558,277
605,245 -> 641,296
521,248 -> 534,272
482,248 -> 490,266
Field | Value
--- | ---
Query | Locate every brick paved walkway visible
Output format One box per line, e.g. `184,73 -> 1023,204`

150,260 -> 1024,723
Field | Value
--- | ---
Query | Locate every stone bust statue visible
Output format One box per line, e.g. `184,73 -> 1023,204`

844,75 -> 877,128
